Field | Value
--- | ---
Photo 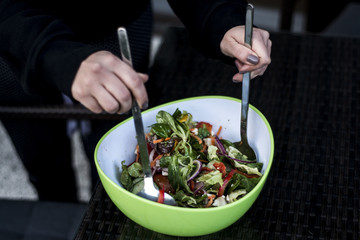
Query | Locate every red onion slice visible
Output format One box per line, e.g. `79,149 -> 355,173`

187,160 -> 202,182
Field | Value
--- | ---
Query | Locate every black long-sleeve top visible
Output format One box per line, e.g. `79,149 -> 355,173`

0,0 -> 247,98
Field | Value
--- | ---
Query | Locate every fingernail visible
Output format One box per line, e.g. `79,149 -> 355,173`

232,78 -> 241,83
142,101 -> 148,110
247,54 -> 259,65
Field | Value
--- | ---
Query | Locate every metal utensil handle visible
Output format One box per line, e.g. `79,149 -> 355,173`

241,4 -> 254,143
244,4 -> 254,48
117,27 -> 151,178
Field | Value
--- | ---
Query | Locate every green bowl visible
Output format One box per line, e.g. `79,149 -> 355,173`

95,96 -> 274,237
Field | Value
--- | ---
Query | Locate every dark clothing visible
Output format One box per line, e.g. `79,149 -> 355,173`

168,0 -> 247,60
0,0 -> 247,98
0,0 -> 153,202
0,0 -> 151,98
0,0 -> 248,202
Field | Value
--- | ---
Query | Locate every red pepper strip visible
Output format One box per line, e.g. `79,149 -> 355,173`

218,169 -> 238,197
213,162 -> 226,178
218,169 -> 259,197
201,167 -> 213,172
157,188 -> 165,204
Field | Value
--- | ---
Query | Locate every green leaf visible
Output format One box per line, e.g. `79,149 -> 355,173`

173,190 -> 197,206
168,155 -> 192,193
229,173 -> 261,193
246,162 -> 264,172
173,190 -> 208,208
227,189 -> 247,203
120,161 -> 133,190
131,178 -> 144,194
150,123 -> 172,138
159,155 -> 171,168
207,145 -> 220,161
128,162 -> 143,178
189,136 -> 203,150
198,124 -> 210,139
197,170 -> 223,187
233,162 -> 262,176
172,108 -> 182,120
227,145 -> 248,161
156,110 -> 187,141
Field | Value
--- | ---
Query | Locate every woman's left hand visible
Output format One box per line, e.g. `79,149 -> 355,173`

220,26 -> 272,81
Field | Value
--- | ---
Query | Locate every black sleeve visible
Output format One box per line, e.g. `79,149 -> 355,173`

167,0 -> 247,60
0,0 -> 100,98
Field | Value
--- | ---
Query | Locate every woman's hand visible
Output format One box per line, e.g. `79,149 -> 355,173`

71,51 -> 149,114
220,26 -> 272,81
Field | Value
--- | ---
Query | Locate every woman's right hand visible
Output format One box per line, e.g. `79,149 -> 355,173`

71,51 -> 149,114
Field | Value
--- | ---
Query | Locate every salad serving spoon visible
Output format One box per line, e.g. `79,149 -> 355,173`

234,4 -> 257,161
117,27 -> 177,206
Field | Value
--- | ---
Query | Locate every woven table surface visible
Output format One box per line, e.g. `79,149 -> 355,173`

74,28 -> 360,240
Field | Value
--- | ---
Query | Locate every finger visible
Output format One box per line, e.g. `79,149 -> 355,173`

100,72 -> 134,114
80,96 -> 104,114
138,73 -> 149,83
267,38 -> 272,56
113,61 -> 149,109
235,59 -> 257,73
232,72 -> 243,82
227,40 -> 259,65
251,29 -> 271,66
91,84 -> 125,114
250,65 -> 268,79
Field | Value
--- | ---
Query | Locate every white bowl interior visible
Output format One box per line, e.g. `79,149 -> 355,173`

96,96 -> 273,188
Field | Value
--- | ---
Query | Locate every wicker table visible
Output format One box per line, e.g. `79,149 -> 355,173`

74,28 -> 360,239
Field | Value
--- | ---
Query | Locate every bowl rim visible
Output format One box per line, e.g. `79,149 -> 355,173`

94,95 -> 275,211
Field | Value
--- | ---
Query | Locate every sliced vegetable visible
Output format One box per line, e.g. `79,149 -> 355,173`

153,173 -> 174,194
205,195 -> 216,208
213,161 -> 226,178
215,125 -> 222,136
187,160 -> 202,182
197,170 -> 223,188
214,135 -> 227,154
157,188 -> 165,203
217,169 -> 239,197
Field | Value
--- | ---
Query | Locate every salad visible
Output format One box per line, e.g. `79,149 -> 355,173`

120,108 -> 263,207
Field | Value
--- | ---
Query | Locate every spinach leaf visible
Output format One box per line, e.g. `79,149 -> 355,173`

172,108 -> 182,120
198,124 -> 210,139
167,154 -> 192,193
159,155 -> 171,168
131,178 -> 144,194
156,110 -> 188,142
128,162 -> 143,178
189,135 -> 203,150
150,123 -> 172,138
173,190 -> 208,208
228,173 -> 261,193
120,161 -> 133,190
